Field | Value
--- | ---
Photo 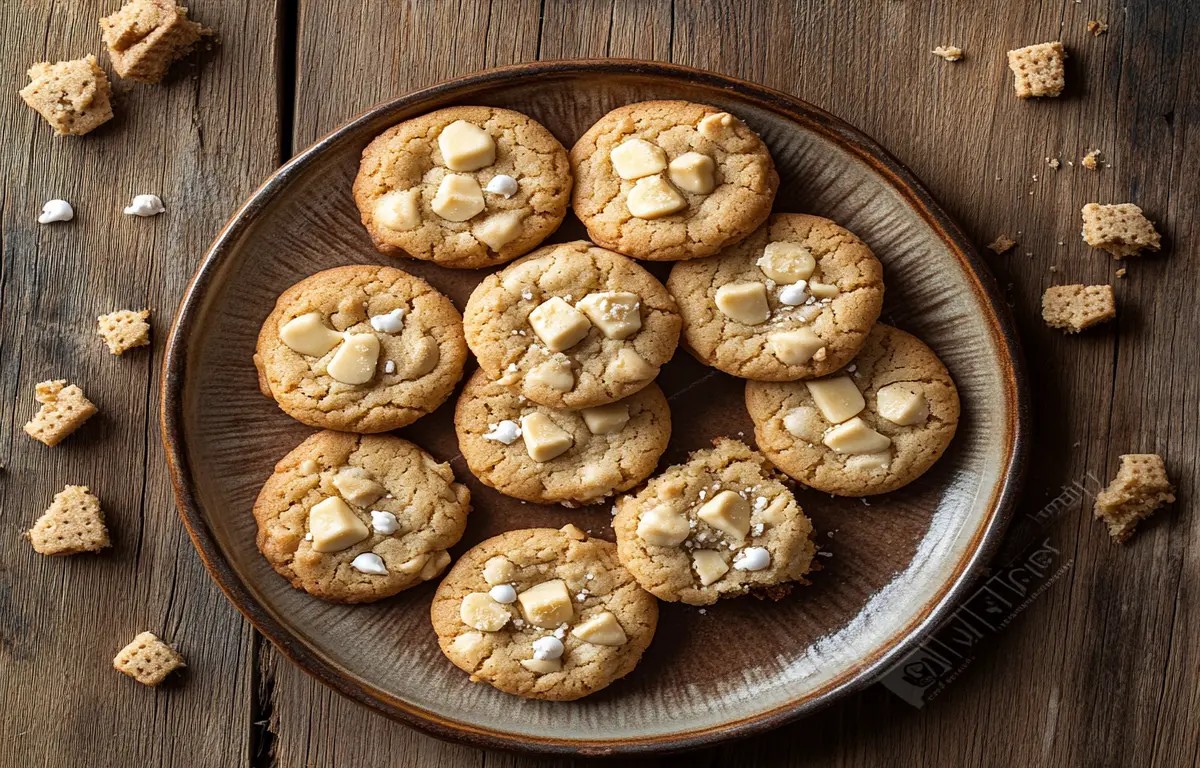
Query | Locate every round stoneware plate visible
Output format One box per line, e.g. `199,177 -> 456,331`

162,60 -> 1028,755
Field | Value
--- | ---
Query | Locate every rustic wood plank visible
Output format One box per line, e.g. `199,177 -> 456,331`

0,1 -> 280,766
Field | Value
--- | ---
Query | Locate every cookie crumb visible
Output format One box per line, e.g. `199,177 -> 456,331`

931,45 -> 964,62
27,485 -> 110,556
987,235 -> 1017,254
1115,267 -> 1127,278
18,55 -> 113,136
113,631 -> 186,686
98,309 -> 151,355
1047,158 -> 1061,170
1041,285 -> 1116,333
1094,454 -> 1174,543
1081,203 -> 1161,258
1006,41 -> 1067,98
1087,19 -> 1109,36
23,379 -> 98,446
1081,149 -> 1102,170
100,0 -> 213,84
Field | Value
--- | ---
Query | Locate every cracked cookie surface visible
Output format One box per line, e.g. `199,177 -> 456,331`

570,100 -> 778,261
254,265 -> 467,432
430,525 -> 658,701
612,438 -> 816,605
667,214 -> 885,380
745,324 -> 960,496
462,241 -> 681,409
254,431 -> 471,603
454,369 -> 670,506
353,106 -> 572,269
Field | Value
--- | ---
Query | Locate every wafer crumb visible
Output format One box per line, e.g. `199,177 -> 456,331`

1007,42 -> 1067,98
1041,284 -> 1116,333
23,379 -> 98,446
931,46 -> 964,62
113,631 -> 186,686
1082,149 -> 1102,170
987,234 -> 1017,254
1094,454 -> 1174,542
1087,20 -> 1109,36
1047,158 -> 1061,170
1115,267 -> 1127,278
27,485 -> 110,556
98,309 -> 151,355
18,55 -> 113,136
100,0 -> 213,84
1081,203 -> 1161,258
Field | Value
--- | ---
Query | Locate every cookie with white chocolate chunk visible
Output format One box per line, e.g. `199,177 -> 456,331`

353,106 -> 572,269
667,214 -> 885,380
254,265 -> 466,432
454,369 -> 670,506
431,524 -> 658,701
253,430 -> 470,603
570,100 -> 778,261
746,324 -> 960,496
462,241 -> 681,409
612,438 -> 816,605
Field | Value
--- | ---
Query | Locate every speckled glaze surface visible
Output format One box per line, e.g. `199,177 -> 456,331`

161,61 -> 1028,756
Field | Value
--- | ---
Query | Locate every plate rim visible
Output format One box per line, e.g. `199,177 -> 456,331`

160,58 -> 1030,756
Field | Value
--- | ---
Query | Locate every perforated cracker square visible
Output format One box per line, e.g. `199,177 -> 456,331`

1081,203 -> 1162,258
100,0 -> 212,84
1094,454 -> 1175,543
27,485 -> 111,556
1007,41 -> 1067,98
23,379 -> 98,446
113,631 -> 186,686
18,55 -> 114,136
98,309 -> 151,355
1041,285 -> 1116,333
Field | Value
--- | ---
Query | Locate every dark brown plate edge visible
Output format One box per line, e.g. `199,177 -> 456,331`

158,59 -> 1031,757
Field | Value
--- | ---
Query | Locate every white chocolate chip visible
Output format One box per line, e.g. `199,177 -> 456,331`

876,383 -> 930,426
823,417 -> 892,454
580,403 -> 629,435
437,120 -> 496,171
488,584 -> 518,604
715,282 -> 771,325
483,419 -> 522,444
332,469 -> 387,508
606,347 -> 655,383
517,579 -> 574,628
636,504 -> 690,546
369,308 -> 406,334
326,332 -> 381,385
528,357 -> 575,392
279,312 -> 343,357
484,174 -> 519,197
37,199 -> 73,223
845,450 -> 893,472
668,152 -> 716,194
384,360 -> 396,374
808,281 -> 840,299
474,210 -> 525,251
758,242 -> 816,284
299,459 -> 320,474
697,490 -> 751,544
123,194 -> 165,217
405,335 -> 440,377
482,556 -> 515,586
460,592 -> 511,632
626,175 -> 687,219
575,291 -> 641,340
431,173 -> 485,221
783,406 -> 823,441
350,552 -> 388,575
420,550 -> 451,580
308,497 -> 370,553
520,658 -> 562,674
370,510 -> 400,535
610,138 -> 667,180
373,189 -> 422,231
520,412 -> 574,462
805,375 -> 865,424
531,635 -> 565,661
733,546 -> 771,571
697,111 -> 735,139
768,328 -> 825,366
528,297 -> 591,352
571,612 -> 628,646
691,549 -> 730,585
777,281 -> 810,305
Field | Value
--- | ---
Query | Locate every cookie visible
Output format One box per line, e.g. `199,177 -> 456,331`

570,100 -> 778,261
253,430 -> 471,604
462,241 -> 681,409
612,438 -> 816,605
353,106 -> 572,269
454,368 -> 671,506
254,265 -> 467,433
430,524 -> 658,701
667,214 -> 885,381
745,324 -> 960,496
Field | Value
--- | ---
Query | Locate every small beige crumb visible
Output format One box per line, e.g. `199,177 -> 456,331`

1094,454 -> 1175,542
27,485 -> 110,556
1115,267 -> 1127,278
1082,149 -> 1102,170
113,631 -> 186,686
98,309 -> 151,355
1087,20 -> 1109,36
931,45 -> 964,62
23,379 -> 98,446
100,0 -> 213,84
1041,284 -> 1116,333
1049,265 -> 1058,273
1081,203 -> 1161,258
1048,158 -> 1061,170
1007,41 -> 1067,98
987,235 -> 1017,254
18,55 -> 113,136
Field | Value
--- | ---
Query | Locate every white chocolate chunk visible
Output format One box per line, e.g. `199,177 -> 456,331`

626,175 -> 687,219
327,332 -> 381,384
420,550 -> 451,580
369,308 -> 406,334
474,210 -> 525,251
580,403 -> 629,435
531,635 -> 564,660
517,579 -> 574,628
610,138 -> 667,180
778,281 -> 810,305
697,111 -> 735,139
715,282 -> 770,325
483,419 -> 522,444
758,242 -> 816,284
805,375 -> 865,424
845,450 -> 893,472
450,631 -> 486,659
668,152 -> 716,194
520,412 -> 574,462
571,611 -> 628,646
520,658 -> 562,674
637,505 -> 690,546
373,189 -> 421,231
460,592 -> 511,632
406,335 -> 440,377
437,120 -> 496,171
575,291 -> 641,340
768,328 -> 825,366
489,584 -> 517,604
299,459 -> 319,475
607,348 -> 655,383
308,497 -> 369,553
484,174 -> 519,197
280,312 -> 342,357
733,546 -> 771,571
875,383 -> 930,426
482,556 -> 515,586
528,296 -> 591,352
808,281 -> 840,299
783,406 -> 823,441
351,552 -> 388,575
697,490 -> 751,544
823,417 -> 892,454
431,174 -> 485,221
528,357 -> 575,392
691,549 -> 730,586
332,468 -> 387,506
370,510 -> 400,535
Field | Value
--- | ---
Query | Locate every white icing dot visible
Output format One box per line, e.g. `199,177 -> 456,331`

123,194 -> 165,217
733,547 -> 771,571
38,199 -> 73,224
532,636 -> 564,661
489,584 -> 517,603
370,510 -> 399,535
778,281 -> 809,306
483,419 -> 522,444
369,308 -> 406,333
350,552 -> 388,575
384,360 -> 396,374
485,174 -> 519,197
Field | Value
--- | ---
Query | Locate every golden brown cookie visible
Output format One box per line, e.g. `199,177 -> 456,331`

254,265 -> 467,433
745,324 -> 960,496
430,524 -> 658,701
667,214 -> 885,380
254,431 -> 471,603
612,438 -> 816,605
570,100 -> 778,261
454,369 -> 671,506
462,241 -> 681,409
353,106 -> 572,269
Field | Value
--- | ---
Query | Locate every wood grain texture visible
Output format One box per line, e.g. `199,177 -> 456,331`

1,0 -> 1195,766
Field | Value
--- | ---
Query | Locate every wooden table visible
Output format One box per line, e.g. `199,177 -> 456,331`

2,2 -> 1195,766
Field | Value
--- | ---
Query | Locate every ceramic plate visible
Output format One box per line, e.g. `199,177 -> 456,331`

161,60 -> 1028,755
